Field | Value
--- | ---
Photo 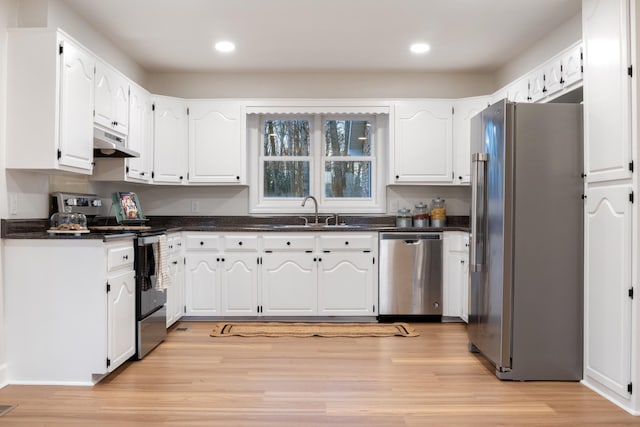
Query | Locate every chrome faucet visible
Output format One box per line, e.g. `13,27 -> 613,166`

301,195 -> 319,225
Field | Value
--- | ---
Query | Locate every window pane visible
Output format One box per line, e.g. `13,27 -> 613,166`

324,161 -> 371,198
263,120 -> 310,156
264,161 -> 310,197
324,120 -> 372,157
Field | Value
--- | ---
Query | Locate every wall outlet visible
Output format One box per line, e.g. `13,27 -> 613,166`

191,200 -> 200,213
9,193 -> 18,216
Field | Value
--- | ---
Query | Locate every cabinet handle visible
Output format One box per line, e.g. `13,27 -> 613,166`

123,255 -> 128,260
172,260 -> 178,265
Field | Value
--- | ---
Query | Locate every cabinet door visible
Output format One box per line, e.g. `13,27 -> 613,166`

153,97 -> 188,184
528,68 -> 546,102
393,101 -> 453,183
261,253 -> 317,315
221,253 -> 259,315
562,44 -> 583,87
58,38 -> 95,172
166,256 -> 184,327
107,270 -> 136,372
452,97 -> 489,184
126,84 -> 153,182
584,184 -> 632,399
583,0 -> 632,183
185,253 -> 221,316
188,102 -> 244,184
317,252 -> 376,316
544,57 -> 564,96
94,60 -> 129,135
506,76 -> 530,103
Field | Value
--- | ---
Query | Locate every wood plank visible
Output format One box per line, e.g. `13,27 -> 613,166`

0,322 -> 634,425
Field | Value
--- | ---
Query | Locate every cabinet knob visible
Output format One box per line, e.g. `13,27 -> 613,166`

200,241 -> 204,246
313,257 -> 317,262
236,176 -> 240,180
172,260 -> 178,265
179,176 -> 184,180
216,258 -> 220,262
345,241 -> 349,245
318,257 -> 322,262
286,241 -> 291,246
123,255 -> 128,260
221,258 -> 225,262
458,176 -> 463,180
395,175 -> 399,179
238,241 -> 243,246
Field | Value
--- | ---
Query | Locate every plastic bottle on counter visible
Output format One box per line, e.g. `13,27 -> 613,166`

412,202 -> 429,227
430,197 -> 446,227
396,207 -> 413,227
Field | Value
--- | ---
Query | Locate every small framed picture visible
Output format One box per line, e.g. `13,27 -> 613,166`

113,192 -> 146,223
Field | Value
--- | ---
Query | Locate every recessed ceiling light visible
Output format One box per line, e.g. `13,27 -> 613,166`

214,41 -> 236,53
410,43 -> 431,54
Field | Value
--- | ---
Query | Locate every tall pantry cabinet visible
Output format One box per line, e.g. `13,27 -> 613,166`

582,0 -> 639,415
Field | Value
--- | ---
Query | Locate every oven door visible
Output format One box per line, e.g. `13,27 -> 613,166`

136,234 -> 168,320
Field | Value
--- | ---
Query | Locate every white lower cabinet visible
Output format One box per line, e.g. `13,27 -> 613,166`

166,233 -> 185,327
183,232 -> 378,318
4,238 -> 135,384
261,252 -> 317,315
222,252 -> 259,315
443,231 -> 470,322
317,252 -> 376,316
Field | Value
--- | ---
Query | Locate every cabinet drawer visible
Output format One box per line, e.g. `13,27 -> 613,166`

167,235 -> 183,253
224,235 -> 258,251
107,245 -> 134,271
319,234 -> 375,251
446,232 -> 470,252
185,234 -> 221,251
262,235 -> 315,251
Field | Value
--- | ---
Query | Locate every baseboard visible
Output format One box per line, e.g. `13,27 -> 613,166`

581,378 -> 639,416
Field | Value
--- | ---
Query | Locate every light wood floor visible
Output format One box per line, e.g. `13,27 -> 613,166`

0,322 -> 636,426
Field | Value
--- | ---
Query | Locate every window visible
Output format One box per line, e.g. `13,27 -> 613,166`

250,113 -> 387,213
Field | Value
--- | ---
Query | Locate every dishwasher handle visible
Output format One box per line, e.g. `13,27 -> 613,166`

403,239 -> 420,245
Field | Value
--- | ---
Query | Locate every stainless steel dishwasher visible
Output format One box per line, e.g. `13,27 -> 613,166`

379,232 -> 443,319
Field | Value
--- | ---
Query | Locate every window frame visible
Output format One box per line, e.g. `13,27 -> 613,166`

249,113 -> 387,214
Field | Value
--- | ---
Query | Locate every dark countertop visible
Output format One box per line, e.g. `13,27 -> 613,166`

2,215 -> 469,239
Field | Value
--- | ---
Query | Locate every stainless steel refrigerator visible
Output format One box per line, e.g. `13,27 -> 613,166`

468,99 -> 583,381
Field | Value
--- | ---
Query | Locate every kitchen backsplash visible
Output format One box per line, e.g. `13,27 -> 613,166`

6,171 -> 470,218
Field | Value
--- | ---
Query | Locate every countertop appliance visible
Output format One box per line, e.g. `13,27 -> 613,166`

468,100 -> 583,381
379,232 -> 443,320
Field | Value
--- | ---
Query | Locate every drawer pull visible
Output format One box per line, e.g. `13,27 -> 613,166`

122,255 -> 129,260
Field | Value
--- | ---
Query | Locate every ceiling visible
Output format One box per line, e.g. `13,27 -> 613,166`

61,0 -> 581,74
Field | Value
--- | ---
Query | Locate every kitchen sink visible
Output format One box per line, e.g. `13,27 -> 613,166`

272,223 -> 363,229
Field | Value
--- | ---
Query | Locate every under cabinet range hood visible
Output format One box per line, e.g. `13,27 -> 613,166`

93,127 -> 140,158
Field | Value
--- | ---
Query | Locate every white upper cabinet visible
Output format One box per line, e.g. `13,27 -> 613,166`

392,100 -> 453,183
452,96 -> 489,184
562,43 -> 584,87
153,96 -> 188,184
7,29 -> 95,174
126,83 -> 153,182
583,0 -> 632,183
187,101 -> 245,184
94,59 -> 130,135
506,76 -> 531,103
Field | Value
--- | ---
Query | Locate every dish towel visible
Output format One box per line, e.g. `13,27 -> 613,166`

155,235 -> 173,290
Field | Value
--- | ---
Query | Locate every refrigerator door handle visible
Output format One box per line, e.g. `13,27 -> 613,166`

470,152 -> 488,272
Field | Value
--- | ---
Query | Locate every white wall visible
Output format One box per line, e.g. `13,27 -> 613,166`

0,0 -> 19,389
495,13 -> 582,89
147,71 -> 495,99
